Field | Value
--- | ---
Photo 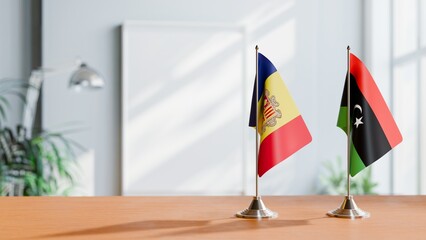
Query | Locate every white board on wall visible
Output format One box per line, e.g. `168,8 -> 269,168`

121,21 -> 247,195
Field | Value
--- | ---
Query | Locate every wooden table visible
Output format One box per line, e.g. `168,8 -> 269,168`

1,196 -> 425,239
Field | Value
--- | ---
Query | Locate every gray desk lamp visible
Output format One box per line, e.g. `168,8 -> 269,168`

69,63 -> 104,90
22,60 -> 104,137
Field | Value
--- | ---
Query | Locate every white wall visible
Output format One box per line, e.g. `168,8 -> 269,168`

365,0 -> 426,195
42,0 -> 363,195
0,0 -> 31,127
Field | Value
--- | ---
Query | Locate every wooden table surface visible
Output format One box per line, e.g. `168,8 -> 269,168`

1,196 -> 425,239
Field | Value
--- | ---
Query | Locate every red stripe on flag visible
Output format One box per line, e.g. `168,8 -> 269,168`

258,115 -> 312,177
264,107 -> 273,115
265,111 -> 274,119
350,54 -> 403,148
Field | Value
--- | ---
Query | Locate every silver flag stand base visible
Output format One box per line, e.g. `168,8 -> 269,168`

327,195 -> 370,219
236,196 -> 278,219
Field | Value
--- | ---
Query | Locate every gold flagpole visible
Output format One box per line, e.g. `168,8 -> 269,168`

327,46 -> 369,219
236,45 -> 277,219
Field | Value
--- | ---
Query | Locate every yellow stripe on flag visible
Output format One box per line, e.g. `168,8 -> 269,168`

257,71 -> 300,142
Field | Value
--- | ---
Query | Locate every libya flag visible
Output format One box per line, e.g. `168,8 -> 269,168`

337,53 -> 403,177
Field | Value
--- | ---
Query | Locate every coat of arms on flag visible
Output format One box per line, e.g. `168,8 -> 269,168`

249,53 -> 312,177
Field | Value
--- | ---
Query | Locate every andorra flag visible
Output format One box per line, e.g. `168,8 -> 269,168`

337,53 -> 403,176
249,53 -> 312,177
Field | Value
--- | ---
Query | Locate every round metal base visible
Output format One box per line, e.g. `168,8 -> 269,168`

327,195 -> 370,219
236,196 -> 278,219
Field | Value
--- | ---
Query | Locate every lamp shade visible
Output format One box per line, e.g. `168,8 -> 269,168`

69,63 -> 104,90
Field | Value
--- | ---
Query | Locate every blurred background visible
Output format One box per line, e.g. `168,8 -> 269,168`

0,0 -> 424,196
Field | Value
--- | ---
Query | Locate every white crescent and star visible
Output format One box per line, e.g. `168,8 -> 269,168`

353,104 -> 364,128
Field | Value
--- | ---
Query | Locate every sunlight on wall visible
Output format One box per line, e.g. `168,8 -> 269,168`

173,31 -> 243,79
242,0 -> 294,31
393,62 -> 418,194
123,24 -> 245,195
257,19 -> 295,75
393,0 -> 418,58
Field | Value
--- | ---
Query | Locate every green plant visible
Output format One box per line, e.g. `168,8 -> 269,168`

319,156 -> 378,195
0,78 -> 81,196
0,125 -> 82,196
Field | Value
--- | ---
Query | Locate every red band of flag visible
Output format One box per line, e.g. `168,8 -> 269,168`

258,115 -> 312,177
350,54 -> 402,148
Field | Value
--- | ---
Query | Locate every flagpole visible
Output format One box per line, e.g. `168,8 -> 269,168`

326,46 -> 369,219
346,46 -> 351,198
255,45 -> 259,198
236,45 -> 277,219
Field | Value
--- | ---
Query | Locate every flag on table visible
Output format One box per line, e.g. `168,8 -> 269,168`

249,53 -> 312,177
337,53 -> 403,176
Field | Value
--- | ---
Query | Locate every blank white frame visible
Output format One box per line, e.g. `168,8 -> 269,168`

121,21 -> 248,195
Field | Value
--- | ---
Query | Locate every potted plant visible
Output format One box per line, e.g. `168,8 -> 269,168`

0,79 -> 80,196
318,156 -> 378,195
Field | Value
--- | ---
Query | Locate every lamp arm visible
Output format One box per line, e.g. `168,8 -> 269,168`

35,59 -> 82,78
21,59 -> 80,137
21,72 -> 43,137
